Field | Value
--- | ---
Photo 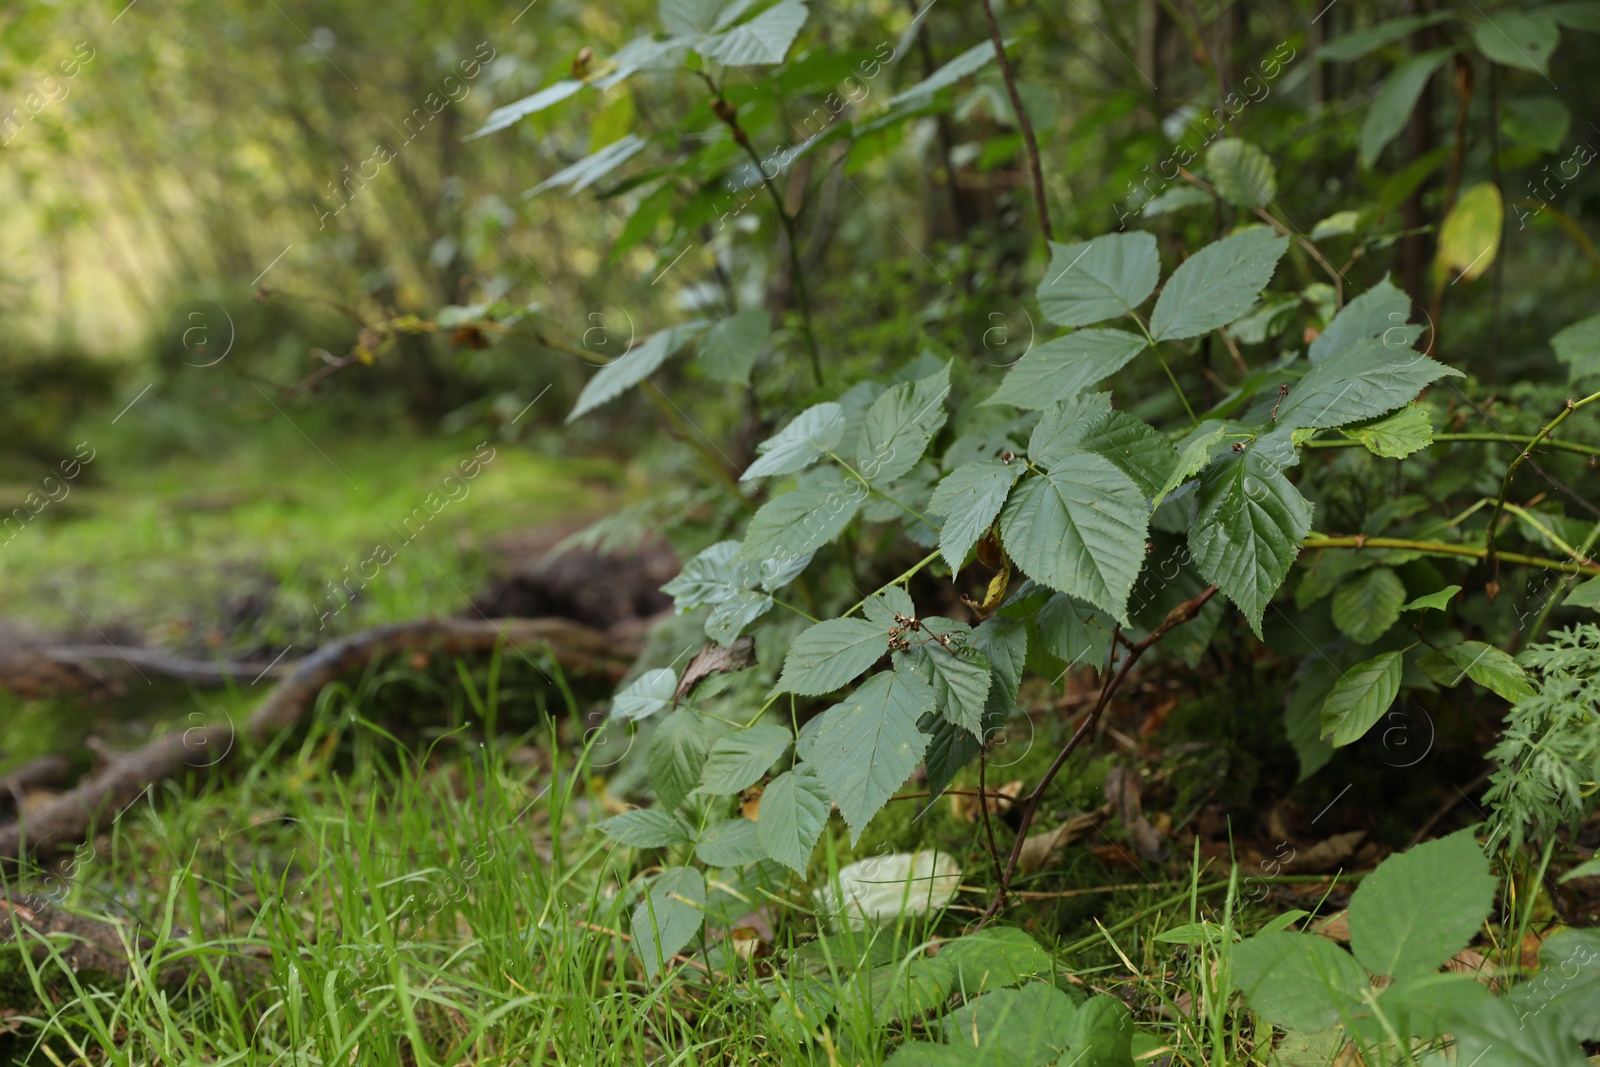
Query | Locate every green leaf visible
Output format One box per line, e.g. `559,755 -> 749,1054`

1401,584 -> 1461,612
1153,423 -> 1229,507
1285,659 -> 1338,781
1348,829 -> 1496,979
694,818 -> 767,866
741,402 -> 846,482
1544,2 -> 1600,33
863,585 -> 916,628
1360,50 -> 1452,167
1452,997 -> 1592,1067
1310,210 -> 1363,240
1500,94 -> 1572,152
1149,229 -> 1290,342
1036,593 -> 1115,671
1338,402 -> 1434,458
1035,232 -> 1159,328
697,309 -> 770,385
1206,138 -> 1277,209
941,983 -> 1078,1061
598,807 -> 694,847
1075,411 -> 1179,498
927,460 -> 1023,572
778,617 -> 891,695
1510,928 -> 1600,1040
631,866 -> 706,979
1474,13 -> 1560,74
999,455 -> 1149,619
567,321 -> 702,422
1276,339 -> 1461,432
739,467 -> 866,561
1416,640 -> 1535,701
1026,393 -> 1114,469
1551,312 -> 1600,385
757,768 -> 831,874
1566,573 -> 1600,607
1319,651 -> 1403,746
903,619 -> 992,737
707,590 -> 775,645
697,723 -> 792,795
1231,931 -> 1369,1032
1319,13 -> 1456,61
1187,449 -> 1314,636
649,710 -> 713,810
809,670 -> 934,842
530,133 -> 650,198
939,928 -> 1054,990
612,667 -> 678,721
856,363 -> 951,485
983,328 -> 1148,411
1436,182 -> 1504,283
1330,566 -> 1406,644
1069,994 -> 1136,1067
887,40 -> 995,106
863,956 -> 956,1022
697,0 -> 808,65
1312,278 -> 1414,369
470,80 -> 584,139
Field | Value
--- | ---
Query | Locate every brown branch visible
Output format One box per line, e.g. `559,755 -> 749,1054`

979,585 -> 1218,924
978,0 -> 1053,243
0,617 -> 635,863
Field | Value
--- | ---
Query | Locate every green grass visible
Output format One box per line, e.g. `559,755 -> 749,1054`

0,424 -> 613,652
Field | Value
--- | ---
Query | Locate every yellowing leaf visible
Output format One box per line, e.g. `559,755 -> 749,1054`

1436,183 -> 1504,286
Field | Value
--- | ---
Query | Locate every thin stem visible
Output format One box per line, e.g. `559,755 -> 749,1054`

977,0 -> 1053,243
732,127 -> 823,386
1485,390 -> 1600,581
827,450 -> 942,531
641,382 -> 750,509
841,550 -> 943,618
1524,520 -> 1600,647
1130,312 -> 1198,425
1302,432 -> 1600,461
979,754 -> 1005,888
1303,534 -> 1599,577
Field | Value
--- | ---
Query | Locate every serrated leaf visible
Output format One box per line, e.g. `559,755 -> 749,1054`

1338,402 -> 1434,457
741,402 -> 846,481
1154,423 -> 1229,507
1188,449 -> 1314,636
470,80 -> 584,139
1401,584 -> 1461,612
1451,997 -> 1591,1067
1436,182 -> 1504,283
1330,566 -> 1406,644
1276,338 -> 1460,432
1150,229 -> 1289,342
1474,13 -> 1559,74
863,585 -> 916,628
778,617 -> 890,695
698,723 -> 792,795
599,807 -> 694,847
649,710 -> 713,810
706,590 -> 774,645
1319,651 -> 1403,746
1552,312 -> 1600,385
1076,411 -> 1179,497
927,460 -> 1023,571
1320,278 -> 1423,355
940,928 -> 1055,990
631,866 -> 706,979
1206,138 -> 1277,209
856,364 -> 951,484
983,328 -> 1148,411
887,40 -> 995,106
697,0 -> 808,65
1348,829 -> 1496,979
1026,393 -> 1114,469
1360,50 -> 1452,167
1036,232 -> 1159,328
612,668 -> 678,721
739,467 -> 866,561
530,133 -> 650,199
920,713 -> 986,799
757,768 -> 830,874
999,455 -> 1149,619
1232,931 -> 1369,1032
904,619 -> 991,737
941,982 -> 1077,1061
1417,640 -> 1535,701
1510,928 -> 1600,1041
695,818 -> 767,866
698,308 -> 770,385
567,320 -> 700,421
809,670 -> 934,842
1036,593 -> 1114,671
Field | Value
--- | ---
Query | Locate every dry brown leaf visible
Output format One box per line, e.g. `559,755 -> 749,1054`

949,779 -> 1022,823
739,786 -> 763,822
1294,830 -> 1366,873
1444,947 -> 1501,991
1313,911 -> 1350,943
674,636 -> 757,703
1018,806 -> 1107,874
